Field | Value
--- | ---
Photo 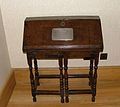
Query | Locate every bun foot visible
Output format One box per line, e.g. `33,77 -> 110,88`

65,97 -> 69,103
33,97 -> 36,102
61,97 -> 64,103
92,96 -> 95,102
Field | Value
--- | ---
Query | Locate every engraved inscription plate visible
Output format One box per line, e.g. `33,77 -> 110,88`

52,28 -> 73,41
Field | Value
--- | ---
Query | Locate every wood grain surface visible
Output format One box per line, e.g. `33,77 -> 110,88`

7,67 -> 120,107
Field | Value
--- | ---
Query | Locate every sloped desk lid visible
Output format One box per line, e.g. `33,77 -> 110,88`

23,16 -> 103,52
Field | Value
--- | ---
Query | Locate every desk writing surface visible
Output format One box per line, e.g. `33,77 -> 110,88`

23,16 -> 103,53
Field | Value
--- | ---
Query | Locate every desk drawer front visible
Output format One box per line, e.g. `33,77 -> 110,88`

32,51 -> 94,59
35,51 -> 61,59
67,51 -> 92,59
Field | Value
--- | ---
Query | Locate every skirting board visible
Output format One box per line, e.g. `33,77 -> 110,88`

0,72 -> 16,107
12,66 -> 120,71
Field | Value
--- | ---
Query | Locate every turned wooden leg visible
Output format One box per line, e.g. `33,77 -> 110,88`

34,58 -> 40,86
64,57 -> 69,103
27,54 -> 36,102
59,56 -> 64,103
92,55 -> 99,102
89,59 -> 93,86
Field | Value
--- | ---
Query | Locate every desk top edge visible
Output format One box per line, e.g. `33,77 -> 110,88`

25,16 -> 100,21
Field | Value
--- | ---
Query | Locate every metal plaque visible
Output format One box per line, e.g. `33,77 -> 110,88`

52,28 -> 73,41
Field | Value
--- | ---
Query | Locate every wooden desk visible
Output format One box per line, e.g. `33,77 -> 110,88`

23,16 -> 105,103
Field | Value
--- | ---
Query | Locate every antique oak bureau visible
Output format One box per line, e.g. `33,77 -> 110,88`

23,16 -> 106,103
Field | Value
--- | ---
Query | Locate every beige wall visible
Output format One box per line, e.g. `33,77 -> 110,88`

1,0 -> 120,68
0,7 -> 11,95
